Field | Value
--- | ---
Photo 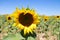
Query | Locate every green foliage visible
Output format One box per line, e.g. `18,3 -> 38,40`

0,15 -> 60,40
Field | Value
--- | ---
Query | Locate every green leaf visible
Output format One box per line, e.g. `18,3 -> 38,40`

27,37 -> 36,40
3,33 -> 25,40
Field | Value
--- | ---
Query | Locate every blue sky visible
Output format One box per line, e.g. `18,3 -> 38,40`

0,0 -> 60,16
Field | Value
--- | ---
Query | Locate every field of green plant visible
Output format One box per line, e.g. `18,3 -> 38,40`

0,8 -> 60,40
0,15 -> 59,40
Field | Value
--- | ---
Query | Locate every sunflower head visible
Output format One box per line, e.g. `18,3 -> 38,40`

12,8 -> 40,35
55,16 -> 60,19
7,16 -> 11,20
6,14 -> 13,23
8,16 -> 11,20
43,16 -> 49,22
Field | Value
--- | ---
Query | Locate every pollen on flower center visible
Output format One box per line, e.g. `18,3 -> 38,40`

18,13 -> 34,26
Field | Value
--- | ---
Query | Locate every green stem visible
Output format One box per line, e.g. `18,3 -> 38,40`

25,38 -> 27,40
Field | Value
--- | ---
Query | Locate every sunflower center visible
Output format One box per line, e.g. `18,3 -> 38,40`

18,13 -> 34,26
44,19 -> 47,21
57,16 -> 59,18
8,17 -> 11,20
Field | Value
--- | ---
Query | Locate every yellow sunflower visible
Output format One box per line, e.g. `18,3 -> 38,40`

6,15 -> 13,23
43,16 -> 49,22
11,8 -> 40,35
55,16 -> 60,19
7,16 -> 11,20
6,15 -> 11,20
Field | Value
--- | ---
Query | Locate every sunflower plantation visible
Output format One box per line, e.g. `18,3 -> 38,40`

0,8 -> 60,40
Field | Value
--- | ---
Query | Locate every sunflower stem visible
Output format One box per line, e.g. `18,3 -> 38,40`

25,38 -> 27,40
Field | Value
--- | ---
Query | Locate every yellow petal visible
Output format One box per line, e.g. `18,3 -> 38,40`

27,28 -> 30,34
33,19 -> 40,24
17,24 -> 24,30
29,29 -> 33,34
31,24 -> 36,29
24,27 -> 27,35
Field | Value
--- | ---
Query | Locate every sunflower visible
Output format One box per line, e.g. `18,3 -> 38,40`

12,8 -> 40,35
7,16 -> 11,20
6,15 -> 12,22
43,16 -> 49,22
55,16 -> 60,19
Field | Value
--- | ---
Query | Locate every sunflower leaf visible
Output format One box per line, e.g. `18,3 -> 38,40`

3,33 -> 25,40
28,36 -> 36,40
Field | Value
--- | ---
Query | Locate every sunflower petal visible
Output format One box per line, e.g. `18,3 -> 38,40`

24,27 -> 27,35
17,24 -> 24,30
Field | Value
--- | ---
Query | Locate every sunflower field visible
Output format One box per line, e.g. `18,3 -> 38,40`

0,7 -> 60,40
